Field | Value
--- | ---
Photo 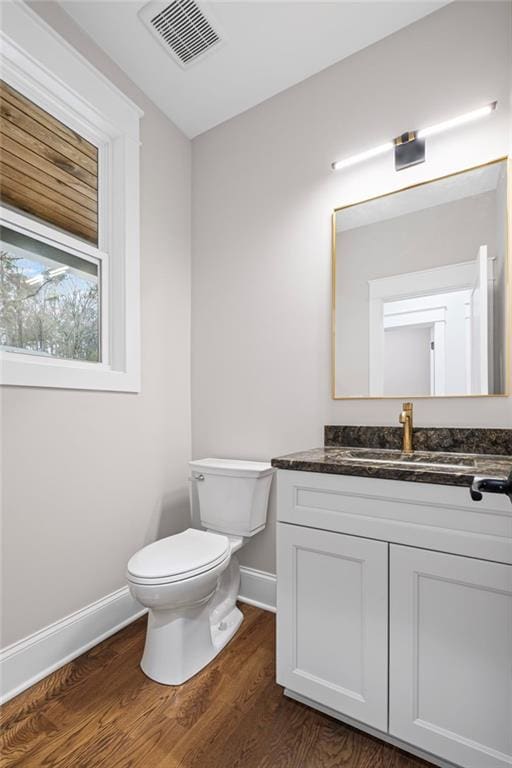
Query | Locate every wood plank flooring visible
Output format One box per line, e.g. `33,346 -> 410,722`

0,605 -> 435,768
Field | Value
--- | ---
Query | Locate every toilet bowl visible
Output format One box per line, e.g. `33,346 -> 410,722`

126,458 -> 274,685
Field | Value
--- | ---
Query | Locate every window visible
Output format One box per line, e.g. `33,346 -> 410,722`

0,227 -> 100,362
0,1 -> 142,391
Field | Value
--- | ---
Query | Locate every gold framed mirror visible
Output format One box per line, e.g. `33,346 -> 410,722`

332,157 -> 511,399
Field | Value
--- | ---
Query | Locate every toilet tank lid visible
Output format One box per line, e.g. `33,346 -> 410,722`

189,458 -> 274,478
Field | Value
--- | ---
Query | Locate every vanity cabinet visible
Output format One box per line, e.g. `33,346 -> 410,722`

276,469 -> 512,768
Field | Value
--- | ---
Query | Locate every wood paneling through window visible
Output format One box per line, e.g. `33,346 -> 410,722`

0,80 -> 98,244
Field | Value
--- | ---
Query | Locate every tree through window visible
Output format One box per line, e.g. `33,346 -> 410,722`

0,227 -> 99,362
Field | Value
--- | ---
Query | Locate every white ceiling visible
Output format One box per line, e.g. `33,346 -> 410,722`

336,161 -> 505,232
59,0 -> 447,138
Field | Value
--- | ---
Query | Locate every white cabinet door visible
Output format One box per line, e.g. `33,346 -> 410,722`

276,523 -> 388,730
389,545 -> 512,768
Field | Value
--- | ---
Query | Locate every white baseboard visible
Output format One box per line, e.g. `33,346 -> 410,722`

239,566 -> 276,613
0,567 -> 277,705
0,586 -> 146,705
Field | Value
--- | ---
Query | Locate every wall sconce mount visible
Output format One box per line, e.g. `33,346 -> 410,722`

394,131 -> 425,171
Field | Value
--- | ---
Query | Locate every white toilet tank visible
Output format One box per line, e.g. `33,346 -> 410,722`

189,458 -> 274,537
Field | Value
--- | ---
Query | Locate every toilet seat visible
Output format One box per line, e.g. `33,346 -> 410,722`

126,528 -> 230,586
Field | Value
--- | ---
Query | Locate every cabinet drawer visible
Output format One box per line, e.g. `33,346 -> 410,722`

276,522 -> 388,731
276,470 -> 512,563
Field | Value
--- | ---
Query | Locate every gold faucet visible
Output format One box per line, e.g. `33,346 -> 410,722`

399,402 -> 414,454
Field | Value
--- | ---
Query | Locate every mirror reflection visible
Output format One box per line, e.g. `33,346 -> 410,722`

333,159 -> 509,398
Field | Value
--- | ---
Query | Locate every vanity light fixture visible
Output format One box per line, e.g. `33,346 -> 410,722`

48,266 -> 69,278
331,141 -> 395,171
26,266 -> 69,285
26,274 -> 44,286
417,102 -> 497,139
331,101 -> 497,172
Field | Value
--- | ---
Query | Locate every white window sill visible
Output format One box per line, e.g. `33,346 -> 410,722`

0,350 -> 140,393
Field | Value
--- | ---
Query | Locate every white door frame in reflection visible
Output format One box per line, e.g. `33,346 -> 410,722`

368,255 -> 494,397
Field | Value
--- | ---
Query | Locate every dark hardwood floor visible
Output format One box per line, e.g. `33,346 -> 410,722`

0,604 -> 435,768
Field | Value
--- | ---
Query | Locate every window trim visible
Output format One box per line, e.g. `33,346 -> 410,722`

0,1 -> 142,392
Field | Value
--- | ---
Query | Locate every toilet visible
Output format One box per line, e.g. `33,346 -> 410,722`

126,458 -> 274,685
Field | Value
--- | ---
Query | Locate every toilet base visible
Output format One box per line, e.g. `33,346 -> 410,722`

139,556 -> 243,686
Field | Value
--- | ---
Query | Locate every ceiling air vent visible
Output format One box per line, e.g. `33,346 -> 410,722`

140,0 -> 222,68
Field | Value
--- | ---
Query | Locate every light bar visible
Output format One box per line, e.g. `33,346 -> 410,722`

26,274 -> 44,286
26,266 -> 69,285
331,141 -> 393,171
48,266 -> 69,277
331,102 -> 497,172
417,102 -> 497,139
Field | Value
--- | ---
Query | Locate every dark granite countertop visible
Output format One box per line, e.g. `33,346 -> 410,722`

271,446 -> 512,488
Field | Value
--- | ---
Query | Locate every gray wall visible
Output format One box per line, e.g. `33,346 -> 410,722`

191,1 -> 512,574
1,3 -> 511,638
384,326 -> 432,396
1,4 -> 192,647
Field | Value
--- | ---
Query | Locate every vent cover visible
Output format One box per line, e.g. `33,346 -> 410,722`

140,0 -> 222,68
